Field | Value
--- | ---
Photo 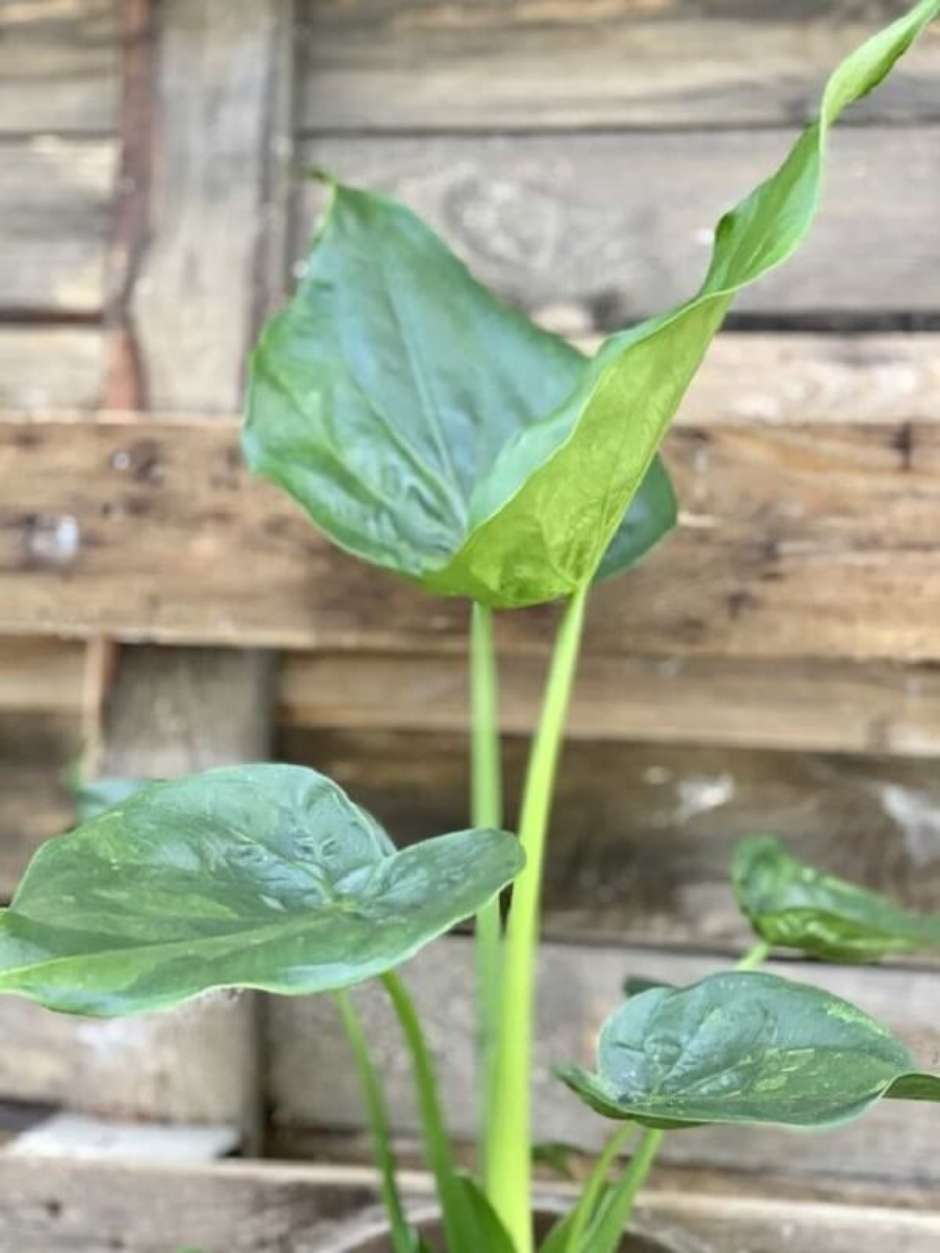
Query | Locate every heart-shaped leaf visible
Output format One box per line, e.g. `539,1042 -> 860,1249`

245,180 -> 675,601
0,764 -> 523,1016
559,971 -> 940,1130
733,836 -> 940,962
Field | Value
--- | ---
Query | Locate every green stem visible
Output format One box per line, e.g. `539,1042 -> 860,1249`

591,1128 -> 664,1246
565,1125 -> 637,1253
335,991 -> 414,1253
470,601 -> 504,1182
381,971 -> 471,1253
486,585 -> 590,1253
737,939 -> 772,971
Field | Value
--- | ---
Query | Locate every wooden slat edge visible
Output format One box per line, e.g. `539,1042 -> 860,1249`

1,1154 -> 939,1251
296,1 -> 940,132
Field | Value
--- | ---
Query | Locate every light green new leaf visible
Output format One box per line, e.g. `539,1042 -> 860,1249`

0,764 -> 523,1016
559,972 -> 940,1130
245,180 -> 675,599
733,836 -> 940,962
423,0 -> 940,605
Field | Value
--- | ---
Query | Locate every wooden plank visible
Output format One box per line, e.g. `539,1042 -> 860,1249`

11,637 -> 940,758
130,0 -> 294,413
279,651 -> 940,757
74,0 -> 297,1149
0,328 -> 104,410
0,1152 -> 937,1253
296,127 -> 940,321
0,991 -> 259,1126
98,645 -> 275,779
0,712 -> 77,902
0,0 -> 118,134
0,137 -> 115,314
280,726 -> 940,949
297,0 -> 940,132
270,937 -> 940,1182
3,340 -> 940,658
0,639 -> 85,715
0,1153 -> 939,1252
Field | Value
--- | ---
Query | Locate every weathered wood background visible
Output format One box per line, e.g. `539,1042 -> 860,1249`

1,1 -> 939,1248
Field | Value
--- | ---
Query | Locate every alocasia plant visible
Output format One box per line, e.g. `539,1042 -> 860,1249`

4,3 -> 940,1250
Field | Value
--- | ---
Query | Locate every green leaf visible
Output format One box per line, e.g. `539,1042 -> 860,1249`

621,975 -> 670,999
558,971 -> 940,1130
594,454 -> 677,584
453,1176 -> 518,1253
733,836 -> 940,962
0,764 -> 523,1016
421,0 -> 939,606
245,178 -> 675,602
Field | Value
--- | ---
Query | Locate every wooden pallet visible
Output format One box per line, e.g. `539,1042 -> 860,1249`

1,1 -> 940,1247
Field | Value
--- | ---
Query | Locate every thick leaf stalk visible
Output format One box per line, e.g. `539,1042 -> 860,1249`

486,586 -> 589,1252
469,601 -> 506,1181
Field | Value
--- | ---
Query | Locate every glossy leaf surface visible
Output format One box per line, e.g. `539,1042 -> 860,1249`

245,181 -> 674,598
559,971 -> 940,1129
733,836 -> 940,962
0,764 -> 523,1016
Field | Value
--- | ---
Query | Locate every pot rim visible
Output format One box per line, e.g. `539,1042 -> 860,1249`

309,1197 -> 706,1252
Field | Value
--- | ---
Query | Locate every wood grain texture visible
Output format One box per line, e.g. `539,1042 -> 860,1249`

297,0 -> 940,131
98,645 -> 275,779
132,0 -> 294,411
280,726 -> 940,949
1,1153 -> 939,1253
279,651 -> 940,756
11,636 -> 940,757
0,639 -> 85,715
9,629 -> 940,752
0,138 -> 115,314
0,990 -> 259,1127
296,127 -> 940,323
65,0 -> 298,1148
0,329 -> 105,410
271,936 -> 940,1181
3,336 -> 940,659
0,0 -> 118,134
0,712 -> 78,903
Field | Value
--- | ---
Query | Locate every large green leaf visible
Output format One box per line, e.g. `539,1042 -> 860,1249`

425,0 -> 940,606
245,179 -> 675,597
733,836 -> 940,962
0,764 -> 523,1016
558,972 -> 940,1130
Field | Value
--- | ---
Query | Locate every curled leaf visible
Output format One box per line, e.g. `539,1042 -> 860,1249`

559,971 -> 940,1130
0,764 -> 523,1016
245,181 -> 674,602
732,836 -> 940,962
